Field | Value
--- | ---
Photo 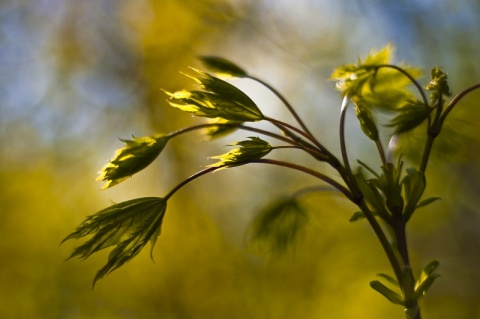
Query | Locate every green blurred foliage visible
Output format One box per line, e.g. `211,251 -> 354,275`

1,0 -> 480,318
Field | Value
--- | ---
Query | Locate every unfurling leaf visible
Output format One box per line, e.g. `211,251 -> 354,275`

425,67 -> 451,101
199,56 -> 247,78
164,69 -> 263,122
98,135 -> 169,189
370,280 -> 404,306
208,136 -> 271,169
248,197 -> 308,254
62,197 -> 167,287
330,45 -> 393,97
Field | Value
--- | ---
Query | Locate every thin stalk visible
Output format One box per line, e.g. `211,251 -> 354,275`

164,167 -> 218,201
248,75 -> 320,145
375,139 -> 388,166
167,122 -> 318,151
249,159 -> 355,203
339,96 -> 362,199
376,64 -> 429,107
264,116 -> 327,152
439,82 -> 480,128
377,64 -> 431,131
418,134 -> 435,173
358,200 -> 403,284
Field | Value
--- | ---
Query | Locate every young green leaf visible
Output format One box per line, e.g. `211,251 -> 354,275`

370,280 -> 405,306
208,136 -> 272,169
248,197 -> 308,254
330,45 -> 393,97
98,135 -> 170,189
199,56 -> 248,78
413,260 -> 440,299
386,100 -> 430,135
164,69 -> 263,122
414,273 -> 439,299
62,197 -> 167,287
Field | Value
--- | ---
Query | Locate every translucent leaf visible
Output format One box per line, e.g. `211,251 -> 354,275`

208,136 -> 272,169
248,197 -> 308,254
417,260 -> 439,286
330,45 -> 393,97
164,69 -> 263,122
363,45 -> 393,66
386,101 -> 429,135
199,56 -> 247,78
414,273 -> 439,299
330,45 -> 422,113
97,135 -> 170,189
370,280 -> 404,306
62,197 -> 167,287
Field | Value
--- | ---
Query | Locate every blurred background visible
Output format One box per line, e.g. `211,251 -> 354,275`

1,0 -> 480,318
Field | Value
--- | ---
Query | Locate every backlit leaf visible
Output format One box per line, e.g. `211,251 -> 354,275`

208,136 -> 271,169
165,69 -> 263,122
62,197 -> 167,287
98,135 -> 169,189
416,260 -> 440,297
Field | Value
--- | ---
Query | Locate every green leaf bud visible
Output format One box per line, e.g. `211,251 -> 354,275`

354,100 -> 379,141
